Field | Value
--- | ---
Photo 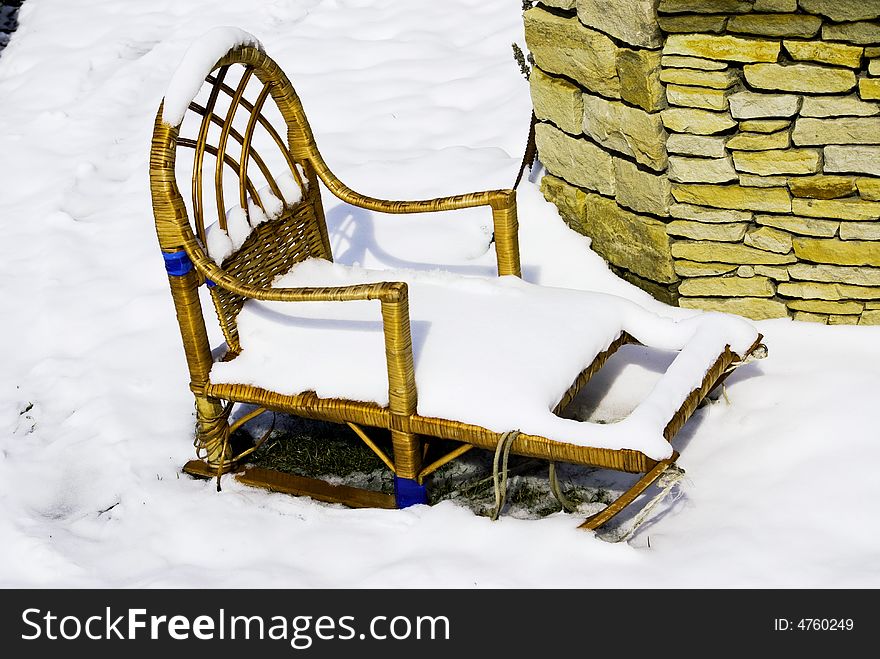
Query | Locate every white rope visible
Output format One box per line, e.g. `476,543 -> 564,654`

723,343 -> 768,375
603,464 -> 686,543
490,430 -> 520,521
707,345 -> 768,407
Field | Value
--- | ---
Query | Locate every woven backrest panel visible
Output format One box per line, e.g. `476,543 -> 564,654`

210,189 -> 327,350
157,46 -> 333,351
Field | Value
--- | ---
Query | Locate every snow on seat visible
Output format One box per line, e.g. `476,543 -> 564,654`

210,258 -> 759,461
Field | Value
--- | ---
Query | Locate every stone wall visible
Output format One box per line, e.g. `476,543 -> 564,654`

526,0 -> 880,324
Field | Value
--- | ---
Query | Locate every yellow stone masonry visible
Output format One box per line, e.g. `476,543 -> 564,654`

529,1 -> 880,322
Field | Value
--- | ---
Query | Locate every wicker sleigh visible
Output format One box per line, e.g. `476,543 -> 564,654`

150,38 -> 764,530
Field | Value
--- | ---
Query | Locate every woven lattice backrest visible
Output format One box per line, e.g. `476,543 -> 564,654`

152,45 -> 333,352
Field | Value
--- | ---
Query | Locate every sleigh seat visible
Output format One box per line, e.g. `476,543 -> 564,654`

150,29 -> 765,530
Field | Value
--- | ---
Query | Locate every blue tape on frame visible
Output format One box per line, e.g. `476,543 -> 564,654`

394,477 -> 428,508
162,250 -> 193,276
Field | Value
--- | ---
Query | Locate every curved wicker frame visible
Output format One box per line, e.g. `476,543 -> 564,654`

150,43 -> 761,529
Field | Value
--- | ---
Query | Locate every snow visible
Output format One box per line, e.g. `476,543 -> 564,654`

225,205 -> 252,251
162,26 -> 262,126
203,173 -> 304,263
205,221 -> 234,263
213,259 -> 757,460
1,0 -> 879,588
277,170 -> 305,207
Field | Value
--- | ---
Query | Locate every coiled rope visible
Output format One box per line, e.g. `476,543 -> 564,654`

549,461 -> 577,513
196,403 -> 276,492
490,429 -> 521,520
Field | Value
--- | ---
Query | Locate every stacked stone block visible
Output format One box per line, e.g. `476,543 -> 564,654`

526,2 -> 678,300
527,0 -> 880,324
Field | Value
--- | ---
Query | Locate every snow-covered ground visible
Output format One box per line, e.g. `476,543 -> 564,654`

1,0 -> 879,588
